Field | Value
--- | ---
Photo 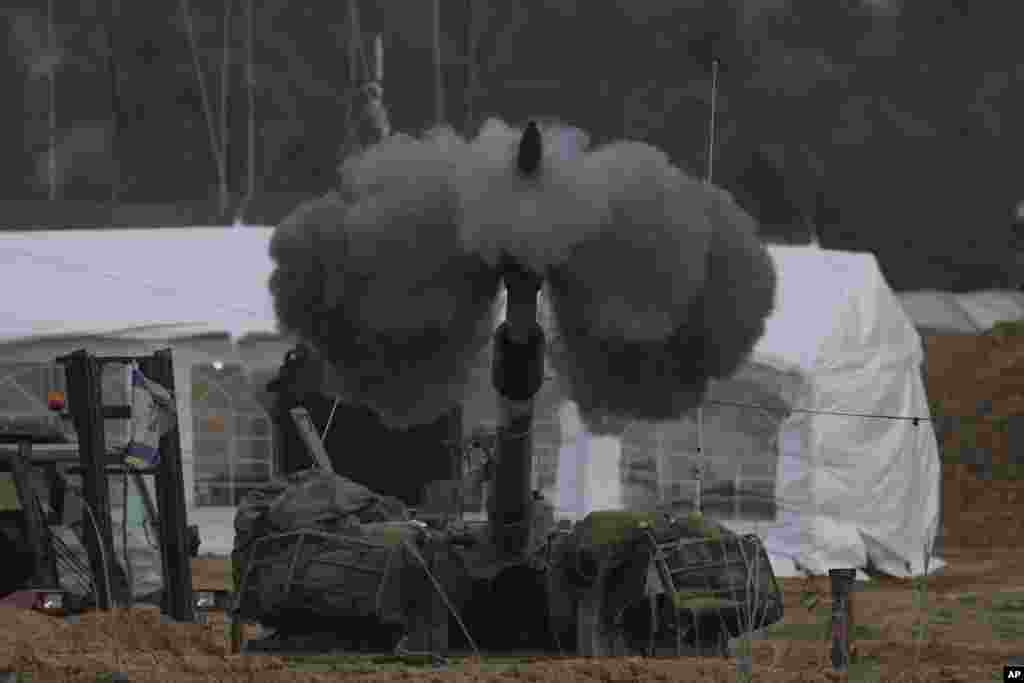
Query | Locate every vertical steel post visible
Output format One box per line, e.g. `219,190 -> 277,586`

829,568 -> 856,672
62,350 -> 118,609
139,349 -> 196,622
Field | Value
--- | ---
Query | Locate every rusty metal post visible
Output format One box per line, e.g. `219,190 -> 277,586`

829,568 -> 856,672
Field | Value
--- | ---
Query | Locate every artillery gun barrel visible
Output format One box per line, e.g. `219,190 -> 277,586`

489,259 -> 545,557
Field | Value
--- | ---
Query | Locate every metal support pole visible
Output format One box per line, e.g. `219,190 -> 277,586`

139,349 -> 196,622
47,0 -> 58,200
7,440 -> 56,587
829,568 -> 856,672
62,350 -> 118,609
431,0 -> 445,126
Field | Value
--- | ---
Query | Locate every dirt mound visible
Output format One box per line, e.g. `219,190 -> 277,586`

0,607 -> 287,682
5,544 -> 1024,683
923,333 -> 1024,547
924,333 -> 1024,454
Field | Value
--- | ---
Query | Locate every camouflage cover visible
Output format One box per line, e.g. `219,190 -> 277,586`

546,511 -> 783,650
232,469 -> 467,645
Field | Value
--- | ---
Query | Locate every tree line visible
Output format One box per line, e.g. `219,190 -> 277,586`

2,0 -> 1020,290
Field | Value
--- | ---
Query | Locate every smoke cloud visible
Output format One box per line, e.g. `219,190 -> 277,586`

545,176 -> 775,433
269,119 -> 775,432
269,144 -> 502,429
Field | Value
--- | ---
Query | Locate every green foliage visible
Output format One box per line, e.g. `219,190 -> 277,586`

681,511 -> 723,540
671,590 -> 741,611
765,619 -> 830,641
993,464 -> 1024,481
370,525 -> 411,547
799,590 -> 819,611
992,416 -> 1010,434
579,510 -> 657,547
990,320 -> 1024,338
846,655 -> 883,683
957,418 -> 979,451
987,611 -> 1024,641
852,623 -> 883,640
991,593 -> 1024,612
958,592 -> 978,607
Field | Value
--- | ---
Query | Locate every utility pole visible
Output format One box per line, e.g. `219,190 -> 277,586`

463,0 -> 482,136
105,0 -> 123,201
47,0 -> 58,200
432,0 -> 444,127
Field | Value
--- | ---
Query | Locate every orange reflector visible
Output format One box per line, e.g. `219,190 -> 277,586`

47,391 -> 66,411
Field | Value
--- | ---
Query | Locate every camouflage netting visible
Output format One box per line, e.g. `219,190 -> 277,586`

546,511 -> 784,649
231,470 -> 470,645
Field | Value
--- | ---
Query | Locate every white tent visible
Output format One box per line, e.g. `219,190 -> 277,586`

0,226 -> 279,344
559,245 -> 943,578
899,289 -> 1024,335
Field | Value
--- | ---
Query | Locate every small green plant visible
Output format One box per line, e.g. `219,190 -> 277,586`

764,616 -> 830,641
848,622 -> 882,640
94,674 -> 128,683
846,654 -> 883,683
985,592 -> 1024,641
957,417 -> 979,451
911,542 -> 934,682
993,463 -> 1024,481
799,585 -> 819,611
958,592 -> 978,607
989,319 -> 1024,339
991,593 -> 1024,611
580,510 -> 657,546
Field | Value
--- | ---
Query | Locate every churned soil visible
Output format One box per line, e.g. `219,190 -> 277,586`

2,541 -> 1021,682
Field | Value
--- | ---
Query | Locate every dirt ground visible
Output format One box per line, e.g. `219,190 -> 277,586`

1,541 -> 1020,682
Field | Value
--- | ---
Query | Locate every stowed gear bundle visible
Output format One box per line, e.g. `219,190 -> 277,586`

233,472 -> 783,655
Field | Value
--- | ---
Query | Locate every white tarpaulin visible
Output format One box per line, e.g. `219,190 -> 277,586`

0,225 -> 279,345
558,244 -> 943,578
